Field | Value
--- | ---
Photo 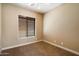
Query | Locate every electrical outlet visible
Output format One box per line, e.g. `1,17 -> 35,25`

54,40 -> 56,43
61,42 -> 64,45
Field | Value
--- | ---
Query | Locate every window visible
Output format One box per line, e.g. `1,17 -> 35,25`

19,15 -> 35,38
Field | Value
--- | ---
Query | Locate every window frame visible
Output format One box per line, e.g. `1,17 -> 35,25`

18,15 -> 35,38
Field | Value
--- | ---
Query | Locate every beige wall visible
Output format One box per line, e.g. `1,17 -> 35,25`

44,4 -> 79,52
2,4 -> 43,48
0,4 -> 1,50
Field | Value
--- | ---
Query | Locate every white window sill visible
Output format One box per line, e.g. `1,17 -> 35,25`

19,36 -> 36,40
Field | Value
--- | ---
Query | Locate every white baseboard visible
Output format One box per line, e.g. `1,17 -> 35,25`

2,39 -> 79,55
2,40 -> 42,51
43,40 -> 79,55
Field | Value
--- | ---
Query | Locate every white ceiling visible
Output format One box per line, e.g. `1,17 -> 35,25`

12,3 -> 62,14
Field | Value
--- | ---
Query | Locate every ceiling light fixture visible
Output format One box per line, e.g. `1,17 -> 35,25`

27,3 -> 35,6
37,6 -> 41,9
27,3 -> 41,9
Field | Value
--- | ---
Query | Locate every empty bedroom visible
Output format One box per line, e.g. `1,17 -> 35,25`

0,3 -> 79,56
